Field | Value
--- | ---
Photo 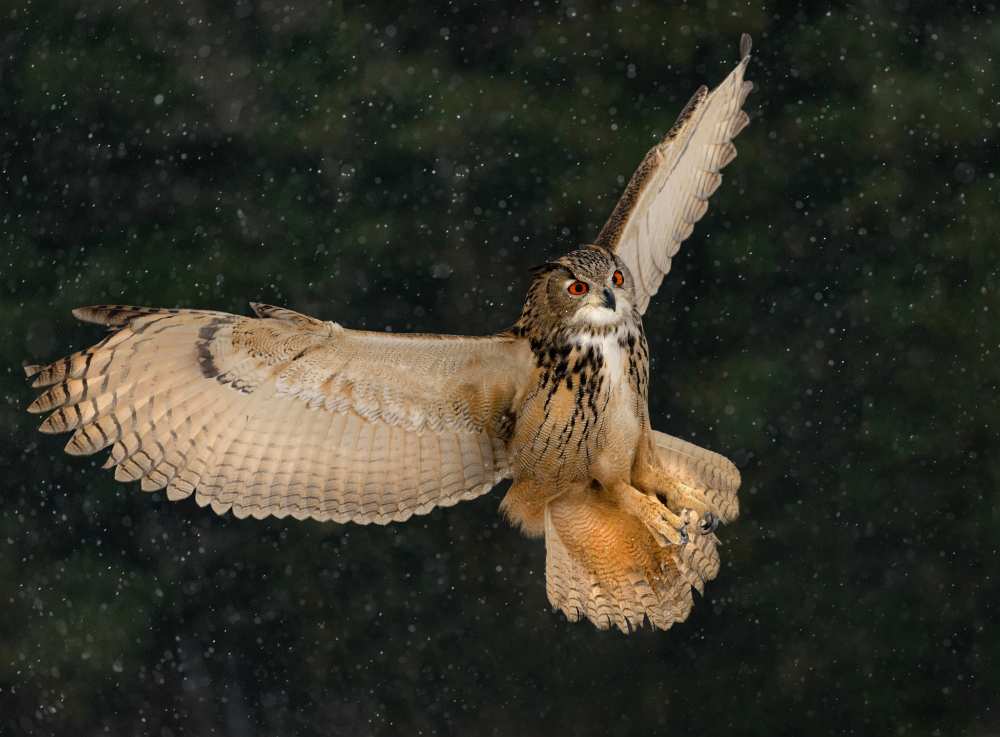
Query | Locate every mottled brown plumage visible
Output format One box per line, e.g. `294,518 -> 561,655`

25,36 -> 752,632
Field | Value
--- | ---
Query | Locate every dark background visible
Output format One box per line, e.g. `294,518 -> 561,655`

2,1 -> 998,735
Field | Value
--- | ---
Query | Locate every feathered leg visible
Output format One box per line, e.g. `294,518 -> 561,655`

604,479 -> 688,546
631,434 -> 718,534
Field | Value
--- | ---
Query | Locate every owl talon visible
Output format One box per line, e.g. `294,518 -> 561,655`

653,510 -> 688,547
614,485 -> 690,546
699,512 -> 719,534
649,522 -> 687,547
641,505 -> 688,547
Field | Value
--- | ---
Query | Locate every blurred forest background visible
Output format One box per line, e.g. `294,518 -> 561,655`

2,1 -> 998,735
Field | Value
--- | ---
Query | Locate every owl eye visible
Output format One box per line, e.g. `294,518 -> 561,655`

567,280 -> 589,296
612,270 -> 624,287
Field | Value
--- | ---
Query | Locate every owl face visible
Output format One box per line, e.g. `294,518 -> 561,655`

535,246 -> 635,330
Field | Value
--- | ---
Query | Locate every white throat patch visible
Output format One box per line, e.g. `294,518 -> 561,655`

573,330 -> 627,383
572,303 -> 620,328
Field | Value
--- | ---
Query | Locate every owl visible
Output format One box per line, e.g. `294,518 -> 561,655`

25,36 -> 752,632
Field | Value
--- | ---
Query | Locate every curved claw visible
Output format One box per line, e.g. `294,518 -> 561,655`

699,512 -> 719,535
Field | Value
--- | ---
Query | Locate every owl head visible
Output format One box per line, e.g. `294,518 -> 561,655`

517,245 -> 636,335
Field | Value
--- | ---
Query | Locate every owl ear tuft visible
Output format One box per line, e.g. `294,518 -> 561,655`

582,242 -> 614,256
528,261 -> 566,277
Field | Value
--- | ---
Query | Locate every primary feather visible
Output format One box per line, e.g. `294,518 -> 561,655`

596,33 -> 754,313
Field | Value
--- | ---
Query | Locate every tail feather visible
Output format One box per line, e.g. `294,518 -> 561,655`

674,531 -> 721,595
543,487 -> 703,633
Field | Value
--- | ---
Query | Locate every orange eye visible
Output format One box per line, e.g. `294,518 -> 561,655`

612,270 -> 624,287
567,280 -> 589,296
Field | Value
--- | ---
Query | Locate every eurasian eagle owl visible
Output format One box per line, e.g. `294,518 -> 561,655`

26,36 -> 753,632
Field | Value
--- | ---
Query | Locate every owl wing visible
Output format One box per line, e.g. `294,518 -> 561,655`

543,485 -> 722,633
25,304 -> 531,524
595,34 -> 754,314
651,429 -> 741,523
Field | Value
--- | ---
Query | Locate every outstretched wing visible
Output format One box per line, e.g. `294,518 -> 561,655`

652,430 -> 741,523
595,34 -> 754,314
25,304 -> 530,524
543,485 -> 722,633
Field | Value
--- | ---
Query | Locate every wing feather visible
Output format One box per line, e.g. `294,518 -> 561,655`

651,429 -> 741,523
26,304 -> 530,525
596,34 -> 754,314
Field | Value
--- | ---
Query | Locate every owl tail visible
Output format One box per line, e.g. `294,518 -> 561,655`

543,486 -> 720,633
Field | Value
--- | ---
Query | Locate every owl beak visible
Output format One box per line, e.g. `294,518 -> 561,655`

602,288 -> 617,311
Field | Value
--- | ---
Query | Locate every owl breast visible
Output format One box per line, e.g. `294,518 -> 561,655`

510,323 -> 649,483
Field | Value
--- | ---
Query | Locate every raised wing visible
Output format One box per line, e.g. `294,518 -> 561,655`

25,304 -> 530,524
595,34 -> 754,314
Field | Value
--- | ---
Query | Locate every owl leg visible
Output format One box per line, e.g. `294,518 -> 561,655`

632,461 -> 718,535
605,480 -> 689,547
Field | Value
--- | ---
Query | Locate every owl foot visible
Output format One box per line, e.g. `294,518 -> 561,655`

647,516 -> 688,547
637,495 -> 689,547
699,511 -> 719,535
608,482 -> 689,546
681,508 -> 718,536
632,472 -> 713,528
